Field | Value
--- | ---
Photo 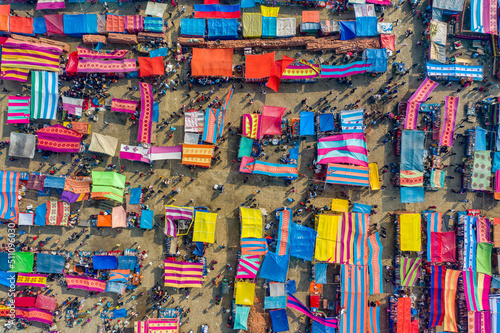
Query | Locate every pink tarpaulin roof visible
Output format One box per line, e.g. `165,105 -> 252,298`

34,295 -> 57,312
260,105 -> 286,136
36,125 -> 83,153
44,14 -> 64,36
112,206 -> 127,228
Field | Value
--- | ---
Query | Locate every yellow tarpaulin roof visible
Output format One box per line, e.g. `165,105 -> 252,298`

399,213 -> 421,251
240,207 -> 263,239
369,163 -> 380,190
192,211 -> 217,243
261,5 -> 279,17
235,281 -> 255,305
314,214 -> 342,262
331,199 -> 349,213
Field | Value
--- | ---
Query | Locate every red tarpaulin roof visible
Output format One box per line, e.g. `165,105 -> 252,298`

66,51 -> 79,74
191,48 -> 233,77
266,56 -> 294,93
44,14 -> 64,36
138,56 -> 164,77
245,52 -> 275,79
15,297 -> 36,308
35,295 -> 57,312
10,16 -> 33,35
260,105 -> 286,136
380,34 -> 396,52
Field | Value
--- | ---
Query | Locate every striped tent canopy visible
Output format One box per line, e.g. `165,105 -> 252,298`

317,133 -> 368,166
1,39 -> 62,72
341,109 -> 364,133
135,318 -> 179,333
31,71 -> 59,120
164,260 -> 203,288
241,238 -> 268,255
326,163 -> 370,187
400,257 -> 421,287
7,96 -> 30,124
236,255 -> 261,279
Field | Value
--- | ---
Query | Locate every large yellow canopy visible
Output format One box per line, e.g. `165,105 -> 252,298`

235,281 -> 255,305
314,214 -> 342,262
192,211 -> 217,243
331,199 -> 349,213
399,213 -> 421,251
240,207 -> 263,239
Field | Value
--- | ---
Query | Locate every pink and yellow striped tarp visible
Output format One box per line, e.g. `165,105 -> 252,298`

340,212 -> 369,266
164,260 -> 203,288
443,269 -> 460,332
16,273 -> 47,288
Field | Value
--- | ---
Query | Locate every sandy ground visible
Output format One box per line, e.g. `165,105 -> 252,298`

0,1 -> 498,332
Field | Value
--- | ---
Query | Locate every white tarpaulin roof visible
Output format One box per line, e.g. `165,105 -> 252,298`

145,2 -> 168,17
9,132 -> 36,159
88,133 -> 118,156
430,20 -> 447,46
276,18 -> 296,37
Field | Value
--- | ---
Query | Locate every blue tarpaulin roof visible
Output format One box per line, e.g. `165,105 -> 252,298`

319,113 -> 334,132
240,0 -> 255,8
363,49 -> 388,73
340,21 -> 356,40
234,306 -> 250,330
401,187 -> 425,203
356,17 -> 377,37
43,176 -> 66,189
262,16 -> 277,38
207,19 -> 239,40
129,187 -> 142,205
111,309 -> 128,319
401,130 -> 425,172
289,148 -> 299,160
153,102 -> 159,122
36,253 -> 65,274
92,256 -> 118,270
105,281 -> 127,294
290,223 -> 317,261
140,210 -> 154,229
149,48 -> 169,58
286,280 -> 296,295
352,202 -> 372,214
0,253 -> 9,271
270,309 -> 289,332
259,252 -> 289,283
476,126 -> 487,151
193,242 -> 205,256
35,203 -> 47,226
264,296 -> 287,309
63,14 -> 98,36
493,152 -> 500,172
315,263 -> 327,283
180,18 -> 206,37
0,271 -> 14,288
144,17 -> 163,32
313,321 -> 336,333
300,112 -> 315,136
118,256 -> 138,270
33,17 -> 47,35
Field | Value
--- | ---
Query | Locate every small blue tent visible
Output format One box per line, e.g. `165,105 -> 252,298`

270,309 -> 289,332
36,253 -> 65,274
401,187 -> 425,203
340,21 -> 356,40
352,202 -> 372,214
356,17 -> 377,37
315,263 -> 327,283
259,252 -> 289,282
92,256 -> 118,270
180,18 -> 206,37
207,19 -> 239,40
118,256 -> 138,270
290,223 -> 317,261
319,113 -> 334,132
35,203 -> 47,226
262,17 -> 277,38
140,210 -> 154,229
63,14 -> 98,36
363,49 -> 388,73
300,112 -> 315,136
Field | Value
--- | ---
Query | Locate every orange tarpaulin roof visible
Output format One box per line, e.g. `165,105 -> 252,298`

182,144 -> 214,168
10,16 -> 33,35
0,15 -> 8,32
0,5 -> 10,15
106,15 -> 125,33
191,48 -> 233,77
302,11 -> 319,23
138,56 -> 164,77
245,52 -> 275,79
97,214 -> 112,227
380,34 -> 396,52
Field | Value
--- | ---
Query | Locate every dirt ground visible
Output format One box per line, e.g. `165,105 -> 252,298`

0,1 -> 499,332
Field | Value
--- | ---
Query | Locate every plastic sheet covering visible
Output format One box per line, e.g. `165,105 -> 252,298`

276,18 -> 296,37
89,133 -> 118,156
35,295 -> 56,312
430,20 -> 447,45
9,133 -> 36,159
431,231 -> 456,262
118,256 -> 137,270
315,214 -> 341,262
315,263 -> 327,283
0,7 -> 8,32
193,211 -> 217,243
112,206 -> 127,228
36,253 -> 65,274
290,223 -> 317,261
44,14 -> 64,36
319,113 -> 334,132
399,214 -> 421,251
0,272 -> 15,287
356,17 -> 377,36
269,282 -> 285,296
262,16 -> 277,38
92,255 -> 118,270
433,0 -> 465,10
12,252 -> 34,273
63,14 -> 98,36
242,13 -> 262,38
10,16 -> 33,35
35,203 -> 47,226
401,130 -> 425,172
138,56 -> 164,77
15,297 -> 36,308
300,112 -> 315,136
106,14 -> 125,33
144,17 -> 163,32
145,2 -> 167,17
235,281 -> 255,305
33,17 -> 47,34
261,105 -> 286,136
380,34 -> 396,52
270,309 -> 289,332
340,21 -> 356,40
259,252 -> 289,282
313,321 -> 336,333
352,203 -> 372,214
362,48 -> 388,72
191,48 -> 233,77
477,242 -> 493,275
208,18 -> 239,39
475,126 -> 486,151
331,199 -> 349,212
234,306 -> 250,330
180,18 -> 206,37
471,151 -> 492,191
264,296 -> 287,309
238,137 -> 253,159
0,253 -> 9,271
140,210 -> 154,229
245,52 -> 274,79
